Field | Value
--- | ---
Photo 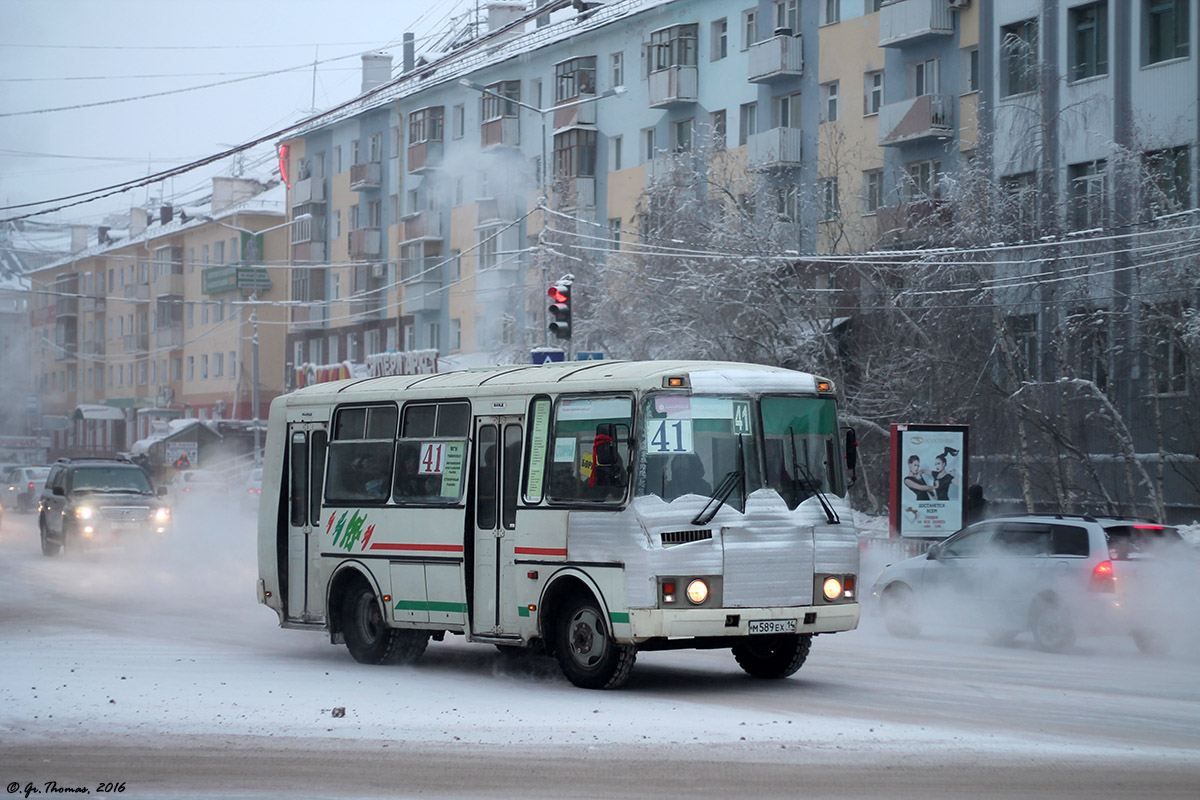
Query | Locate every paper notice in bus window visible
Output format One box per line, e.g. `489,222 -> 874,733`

553,437 -> 577,463
646,418 -> 694,454
526,400 -> 551,498
439,440 -> 465,497
419,442 -> 447,474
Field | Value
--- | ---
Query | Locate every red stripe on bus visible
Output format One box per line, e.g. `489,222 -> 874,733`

368,543 -> 464,552
515,547 -> 568,557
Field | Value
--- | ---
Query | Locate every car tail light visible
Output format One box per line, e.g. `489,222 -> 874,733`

28,482 -> 35,489
1089,560 -> 1116,592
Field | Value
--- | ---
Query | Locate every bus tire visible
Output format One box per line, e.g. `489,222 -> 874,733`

341,583 -> 429,665
554,594 -> 636,689
732,633 -> 812,679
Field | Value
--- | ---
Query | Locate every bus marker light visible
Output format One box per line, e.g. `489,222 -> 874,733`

665,377 -> 686,387
382,595 -> 391,603
528,604 -> 536,612
527,571 -> 538,580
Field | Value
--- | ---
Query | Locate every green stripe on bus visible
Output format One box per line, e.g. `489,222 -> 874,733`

608,612 -> 630,624
393,600 -> 468,613
518,606 -> 530,617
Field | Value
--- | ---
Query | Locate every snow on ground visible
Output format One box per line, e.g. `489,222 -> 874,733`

2,503 -> 1199,771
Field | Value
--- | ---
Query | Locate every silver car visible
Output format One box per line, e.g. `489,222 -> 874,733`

871,514 -> 1196,653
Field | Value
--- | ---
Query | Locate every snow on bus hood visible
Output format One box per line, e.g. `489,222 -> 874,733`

568,489 -> 858,608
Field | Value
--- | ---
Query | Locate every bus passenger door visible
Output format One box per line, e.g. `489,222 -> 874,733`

471,416 -> 524,636
286,423 -> 328,623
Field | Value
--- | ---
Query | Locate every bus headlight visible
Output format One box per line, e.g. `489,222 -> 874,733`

686,579 -> 709,605
823,576 -> 843,601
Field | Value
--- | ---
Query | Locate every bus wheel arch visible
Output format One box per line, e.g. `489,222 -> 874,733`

329,563 -> 429,665
540,572 -> 636,690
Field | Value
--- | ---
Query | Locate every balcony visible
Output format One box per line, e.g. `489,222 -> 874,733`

747,127 -> 804,171
348,227 -> 382,260
407,140 -> 443,173
291,176 -> 325,205
349,161 -> 382,190
482,117 -> 520,150
553,96 -> 597,129
80,339 -> 106,357
123,332 -> 149,354
54,343 -> 78,363
401,210 -> 442,243
55,296 -> 79,317
81,295 -> 106,313
648,66 -> 698,108
747,34 -> 804,83
124,282 -> 150,302
552,176 -> 595,210
477,196 -> 522,225
879,0 -> 956,47
155,325 -> 184,349
155,272 -> 184,294
292,241 -> 326,264
878,93 -> 954,146
401,257 -> 442,314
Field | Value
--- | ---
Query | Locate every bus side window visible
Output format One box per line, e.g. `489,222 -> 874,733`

502,424 -> 522,529
477,425 -> 499,529
289,432 -> 308,526
309,430 -> 327,526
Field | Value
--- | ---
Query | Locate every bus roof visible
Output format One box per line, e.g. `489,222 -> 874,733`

280,360 -> 830,407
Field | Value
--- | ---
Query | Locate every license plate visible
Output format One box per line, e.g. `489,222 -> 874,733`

749,618 -> 797,635
111,521 -> 142,531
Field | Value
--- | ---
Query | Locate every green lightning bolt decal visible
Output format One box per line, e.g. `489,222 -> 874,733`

331,511 -> 350,549
341,510 -> 368,551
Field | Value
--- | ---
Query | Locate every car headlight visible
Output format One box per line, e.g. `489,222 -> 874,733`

154,507 -> 170,523
74,506 -> 95,520
686,579 -> 709,605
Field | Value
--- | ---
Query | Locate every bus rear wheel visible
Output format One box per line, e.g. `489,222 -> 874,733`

732,633 -> 812,679
554,595 -> 636,689
341,583 -> 429,665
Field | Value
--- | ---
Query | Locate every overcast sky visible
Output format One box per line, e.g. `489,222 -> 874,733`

0,0 -> 472,226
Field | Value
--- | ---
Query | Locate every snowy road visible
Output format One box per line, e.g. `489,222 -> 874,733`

2,506 -> 1199,799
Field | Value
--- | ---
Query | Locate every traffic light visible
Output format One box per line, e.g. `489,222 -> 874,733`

548,279 -> 572,340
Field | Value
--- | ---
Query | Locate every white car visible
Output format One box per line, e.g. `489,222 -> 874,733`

169,469 -> 229,506
240,468 -> 263,513
871,514 -> 1196,653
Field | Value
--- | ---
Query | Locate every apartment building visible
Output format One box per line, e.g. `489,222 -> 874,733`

27,178 -> 291,457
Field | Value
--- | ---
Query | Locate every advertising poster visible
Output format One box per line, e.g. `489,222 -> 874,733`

890,424 -> 969,538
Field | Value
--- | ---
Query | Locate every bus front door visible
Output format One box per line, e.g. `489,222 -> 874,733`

471,417 -> 524,637
286,423 -> 328,623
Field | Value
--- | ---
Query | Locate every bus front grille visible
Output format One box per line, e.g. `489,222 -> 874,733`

660,529 -> 713,546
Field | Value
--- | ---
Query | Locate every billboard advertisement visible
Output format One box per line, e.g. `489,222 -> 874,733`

890,423 -> 969,538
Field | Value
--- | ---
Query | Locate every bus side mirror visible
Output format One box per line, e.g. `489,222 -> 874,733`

594,423 -> 617,467
843,427 -> 858,485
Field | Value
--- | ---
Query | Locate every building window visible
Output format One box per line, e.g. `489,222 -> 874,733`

774,0 -> 798,34
553,128 -> 597,177
333,146 -> 342,173
776,92 -> 802,128
1144,0 -> 1190,64
555,57 -> 596,103
408,106 -> 444,144
482,80 -> 520,121
450,318 -> 461,351
1001,172 -> 1039,237
650,24 -> 698,71
368,199 -> 382,228
214,352 -> 224,378
608,218 -> 622,250
1001,19 -> 1039,96
1066,309 -> 1110,391
478,227 -> 500,270
822,82 -> 839,122
368,132 -> 382,163
672,118 -> 694,152
865,71 -> 883,115
711,18 -> 728,60
1147,306 -> 1190,394
1006,315 -> 1041,381
213,240 -> 225,265
1145,146 -> 1191,212
427,321 -> 440,350
823,0 -> 840,25
1070,2 -> 1108,81
963,47 -> 980,93
776,184 -> 801,222
710,109 -> 726,149
905,158 -> 942,200
821,178 -> 840,221
914,57 -> 940,96
863,169 -> 883,215
642,126 -> 657,162
229,351 -> 236,379
452,104 -> 465,139
612,135 -> 623,170
742,8 -> 757,49
611,51 -> 624,86
351,139 -> 360,165
333,209 -> 341,238
739,102 -> 758,145
1069,160 -> 1108,229
200,354 -> 208,380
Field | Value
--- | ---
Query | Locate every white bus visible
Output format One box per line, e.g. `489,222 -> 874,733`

257,360 -> 861,689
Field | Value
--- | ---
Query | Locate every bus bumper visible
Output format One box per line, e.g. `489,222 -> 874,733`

622,603 -> 860,643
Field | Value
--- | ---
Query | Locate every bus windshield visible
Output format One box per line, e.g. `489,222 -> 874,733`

761,395 -> 843,508
635,393 -> 761,505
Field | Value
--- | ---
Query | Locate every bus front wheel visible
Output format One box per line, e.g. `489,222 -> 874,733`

554,595 -> 636,689
340,583 -> 429,665
732,633 -> 812,679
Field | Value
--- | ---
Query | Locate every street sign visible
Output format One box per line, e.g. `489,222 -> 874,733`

531,348 -> 565,365
576,352 -> 604,361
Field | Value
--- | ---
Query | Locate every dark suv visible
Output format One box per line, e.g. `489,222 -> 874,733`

871,514 -> 1196,653
39,457 -> 172,556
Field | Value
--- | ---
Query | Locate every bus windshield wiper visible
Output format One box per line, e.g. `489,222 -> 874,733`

789,428 -> 839,525
691,436 -> 748,526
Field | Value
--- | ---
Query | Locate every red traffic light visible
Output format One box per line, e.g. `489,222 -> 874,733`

548,286 -> 569,304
